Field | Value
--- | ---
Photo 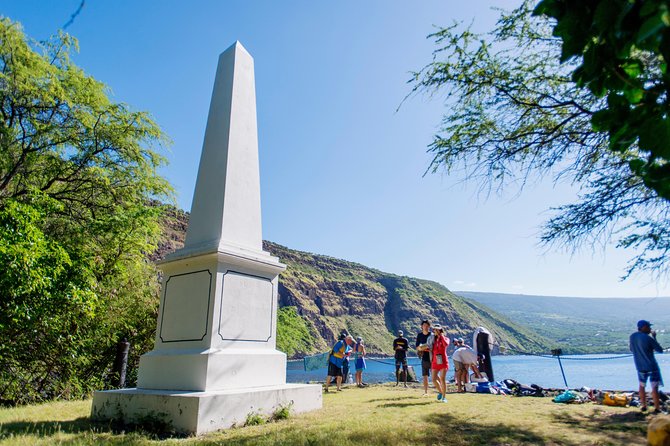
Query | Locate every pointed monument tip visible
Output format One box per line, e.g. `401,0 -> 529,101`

222,40 -> 251,58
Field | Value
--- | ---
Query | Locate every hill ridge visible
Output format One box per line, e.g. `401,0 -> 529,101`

456,290 -> 670,300
156,205 -> 552,357
459,291 -> 670,354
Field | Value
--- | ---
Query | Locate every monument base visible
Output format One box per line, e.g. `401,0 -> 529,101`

91,383 -> 322,435
137,349 -> 287,391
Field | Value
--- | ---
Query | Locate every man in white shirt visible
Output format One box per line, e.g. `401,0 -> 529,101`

452,338 -> 482,392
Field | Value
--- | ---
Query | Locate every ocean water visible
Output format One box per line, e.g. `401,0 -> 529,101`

287,354 -> 670,391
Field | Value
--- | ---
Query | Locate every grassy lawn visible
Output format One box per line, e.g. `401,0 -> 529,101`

0,384 -> 649,445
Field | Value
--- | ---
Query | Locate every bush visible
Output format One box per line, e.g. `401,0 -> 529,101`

271,403 -> 293,421
276,306 -> 317,357
244,411 -> 266,426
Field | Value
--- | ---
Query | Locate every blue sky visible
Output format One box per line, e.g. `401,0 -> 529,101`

4,0 -> 668,297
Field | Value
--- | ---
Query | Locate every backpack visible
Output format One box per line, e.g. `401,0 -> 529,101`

553,390 -> 581,404
503,379 -> 545,397
601,392 -> 629,407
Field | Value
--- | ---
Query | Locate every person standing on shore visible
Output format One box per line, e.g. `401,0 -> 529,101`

393,330 -> 410,387
416,320 -> 433,396
342,342 -> 353,384
354,336 -> 367,387
630,320 -> 664,413
431,324 -> 450,402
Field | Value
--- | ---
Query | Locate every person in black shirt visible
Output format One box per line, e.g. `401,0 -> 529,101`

393,330 -> 410,387
415,320 -> 433,396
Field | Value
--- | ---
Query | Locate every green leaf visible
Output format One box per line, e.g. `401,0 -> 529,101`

636,11 -> 670,44
623,85 -> 644,103
621,60 -> 643,78
629,158 -> 645,173
591,109 -> 613,132
532,0 -> 563,19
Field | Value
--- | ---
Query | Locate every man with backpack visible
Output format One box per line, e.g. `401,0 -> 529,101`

325,334 -> 354,392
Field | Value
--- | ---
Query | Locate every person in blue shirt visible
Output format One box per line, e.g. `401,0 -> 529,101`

354,336 -> 367,387
325,335 -> 353,392
630,320 -> 664,413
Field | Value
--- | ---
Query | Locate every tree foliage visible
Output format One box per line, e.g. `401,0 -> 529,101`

409,1 -> 670,278
276,306 -> 317,358
535,0 -> 670,201
0,18 -> 172,404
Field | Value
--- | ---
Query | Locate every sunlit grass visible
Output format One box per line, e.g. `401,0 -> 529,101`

0,384 -> 647,445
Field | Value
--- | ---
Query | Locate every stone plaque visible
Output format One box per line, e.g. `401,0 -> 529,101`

219,271 -> 272,341
160,270 -> 212,342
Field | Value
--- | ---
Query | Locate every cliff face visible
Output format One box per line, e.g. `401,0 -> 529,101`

268,241 -> 550,356
156,207 -> 551,357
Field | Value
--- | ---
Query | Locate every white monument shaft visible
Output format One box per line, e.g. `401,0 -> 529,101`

185,42 -> 262,254
91,42 -> 322,434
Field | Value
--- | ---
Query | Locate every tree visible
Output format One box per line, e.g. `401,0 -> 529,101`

534,0 -> 670,201
409,1 -> 670,279
0,18 -> 172,403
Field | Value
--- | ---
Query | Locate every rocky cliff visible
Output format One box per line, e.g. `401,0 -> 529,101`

156,206 -> 551,357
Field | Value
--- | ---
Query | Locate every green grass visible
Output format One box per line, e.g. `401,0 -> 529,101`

0,385 -> 648,445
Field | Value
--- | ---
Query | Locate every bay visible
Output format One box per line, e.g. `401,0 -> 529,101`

287,354 -> 670,391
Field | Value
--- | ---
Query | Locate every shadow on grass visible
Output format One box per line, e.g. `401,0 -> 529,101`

377,401 -> 433,409
551,409 -> 646,439
197,413 -> 563,446
422,412 -> 553,446
0,416 -> 187,442
0,417 -> 92,438
366,396 -> 415,403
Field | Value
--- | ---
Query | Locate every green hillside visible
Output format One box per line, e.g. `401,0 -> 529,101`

458,291 -> 670,354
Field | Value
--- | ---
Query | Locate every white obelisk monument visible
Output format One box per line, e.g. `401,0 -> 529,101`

91,42 -> 322,434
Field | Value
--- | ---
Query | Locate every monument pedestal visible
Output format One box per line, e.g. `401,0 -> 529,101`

91,246 -> 323,433
137,348 -> 288,391
92,384 -> 322,435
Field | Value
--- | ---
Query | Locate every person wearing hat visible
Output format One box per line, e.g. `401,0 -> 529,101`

452,337 -> 482,392
338,331 -> 352,384
452,338 -> 465,392
393,329 -> 410,387
630,320 -> 664,413
325,335 -> 354,392
431,324 -> 450,402
354,336 -> 367,387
